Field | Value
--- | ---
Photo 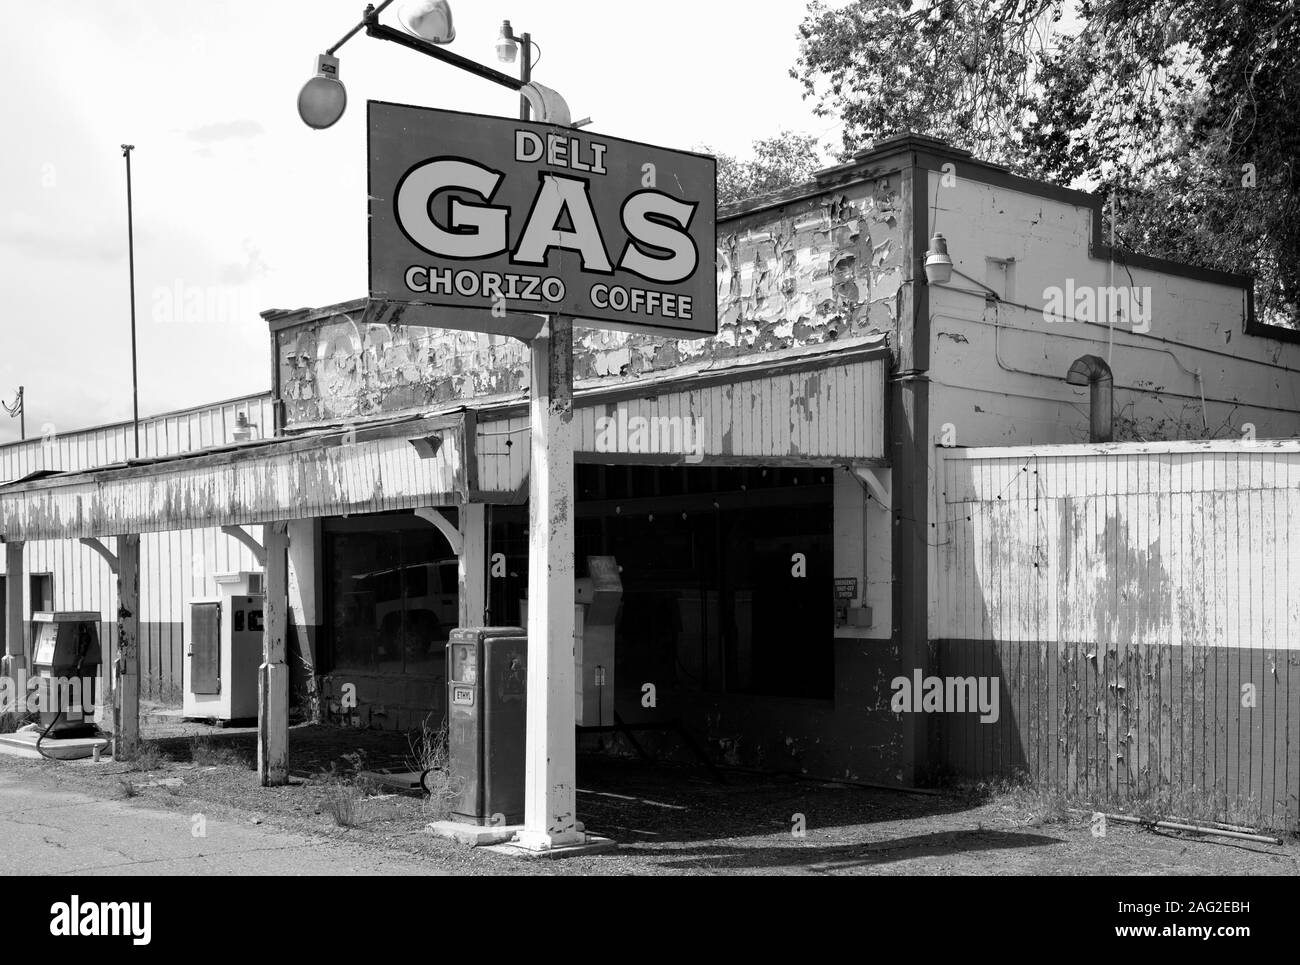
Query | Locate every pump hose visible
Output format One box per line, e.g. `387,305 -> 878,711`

34,625 -> 95,762
33,701 -> 66,761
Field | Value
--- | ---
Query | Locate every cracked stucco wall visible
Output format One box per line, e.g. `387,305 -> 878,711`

276,173 -> 905,427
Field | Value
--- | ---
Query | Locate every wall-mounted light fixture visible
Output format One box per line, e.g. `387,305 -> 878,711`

924,233 -> 953,285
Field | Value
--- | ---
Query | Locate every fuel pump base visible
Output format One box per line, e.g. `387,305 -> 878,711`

0,729 -> 110,761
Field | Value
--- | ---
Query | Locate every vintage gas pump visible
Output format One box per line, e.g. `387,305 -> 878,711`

445,627 -> 528,825
447,557 -> 621,826
183,571 -> 264,723
574,555 -> 622,727
31,611 -> 102,738
519,555 -> 622,726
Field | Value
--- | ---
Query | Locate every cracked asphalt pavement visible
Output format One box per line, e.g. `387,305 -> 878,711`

0,770 -> 447,876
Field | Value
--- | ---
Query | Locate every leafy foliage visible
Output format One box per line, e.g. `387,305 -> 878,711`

792,0 -> 1300,326
709,131 -> 825,206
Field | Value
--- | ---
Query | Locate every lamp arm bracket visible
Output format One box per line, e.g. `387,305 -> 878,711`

364,21 -> 524,91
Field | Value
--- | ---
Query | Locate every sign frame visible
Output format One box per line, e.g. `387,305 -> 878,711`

366,100 -> 718,340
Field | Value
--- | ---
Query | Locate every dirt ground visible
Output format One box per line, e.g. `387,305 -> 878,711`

2,723 -> 1295,876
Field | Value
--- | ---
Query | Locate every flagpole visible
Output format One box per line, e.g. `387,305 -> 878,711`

122,144 -> 140,458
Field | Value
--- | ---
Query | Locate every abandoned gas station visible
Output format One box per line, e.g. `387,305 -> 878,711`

5,129 -> 1300,833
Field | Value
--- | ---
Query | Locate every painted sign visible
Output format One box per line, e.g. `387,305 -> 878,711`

368,101 -> 717,337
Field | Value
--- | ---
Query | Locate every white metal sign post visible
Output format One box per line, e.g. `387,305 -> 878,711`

518,315 -> 580,849
368,101 -> 715,851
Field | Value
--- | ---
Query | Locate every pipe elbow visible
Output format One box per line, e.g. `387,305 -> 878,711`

1065,354 -> 1113,386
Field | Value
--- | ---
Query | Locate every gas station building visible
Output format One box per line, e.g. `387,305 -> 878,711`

3,133 -> 1298,796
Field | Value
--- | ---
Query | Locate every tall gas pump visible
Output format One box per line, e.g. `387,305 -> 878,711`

446,556 -> 622,827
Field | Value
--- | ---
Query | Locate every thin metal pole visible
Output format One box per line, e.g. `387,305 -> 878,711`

519,31 -> 532,120
122,145 -> 140,459
17,386 -> 23,441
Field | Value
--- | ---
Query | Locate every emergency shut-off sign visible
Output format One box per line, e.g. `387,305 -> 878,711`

367,101 -> 718,337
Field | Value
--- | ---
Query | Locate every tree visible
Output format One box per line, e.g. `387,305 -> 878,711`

708,131 -> 825,207
792,0 -> 1300,325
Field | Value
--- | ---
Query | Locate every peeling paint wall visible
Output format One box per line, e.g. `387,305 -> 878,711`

927,171 -> 1300,449
276,175 -> 905,427
935,443 -> 1300,827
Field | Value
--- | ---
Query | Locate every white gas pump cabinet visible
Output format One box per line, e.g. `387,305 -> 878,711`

182,571 -> 264,722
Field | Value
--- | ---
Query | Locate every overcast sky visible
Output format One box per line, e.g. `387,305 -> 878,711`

0,0 -> 840,443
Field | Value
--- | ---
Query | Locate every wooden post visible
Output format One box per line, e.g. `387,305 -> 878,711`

2,541 -> 25,680
114,534 -> 140,758
457,503 -> 487,628
259,522 -> 290,785
517,316 -> 583,851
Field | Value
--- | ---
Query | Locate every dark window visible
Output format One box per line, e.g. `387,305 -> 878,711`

323,513 -> 457,675
487,505 -> 529,627
29,574 -> 53,613
575,465 -> 835,700
405,566 -> 428,598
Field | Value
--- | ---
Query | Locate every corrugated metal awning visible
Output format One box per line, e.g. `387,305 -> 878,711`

0,411 -> 469,541
471,337 -> 890,497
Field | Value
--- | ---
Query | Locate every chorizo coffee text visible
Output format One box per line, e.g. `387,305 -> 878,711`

394,129 -> 699,320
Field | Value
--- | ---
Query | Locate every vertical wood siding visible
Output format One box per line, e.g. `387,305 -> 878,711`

473,355 -> 887,495
0,395 -> 272,699
935,443 -> 1300,828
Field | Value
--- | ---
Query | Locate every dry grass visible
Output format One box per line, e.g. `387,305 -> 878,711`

407,717 -> 462,821
322,781 -> 361,827
965,770 -> 1279,833
0,711 -> 35,734
190,737 -> 243,768
124,742 -> 168,771
959,772 -> 1072,826
1124,785 -> 1265,831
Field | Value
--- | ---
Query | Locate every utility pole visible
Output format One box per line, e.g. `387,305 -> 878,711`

122,144 -> 140,459
519,30 -> 531,120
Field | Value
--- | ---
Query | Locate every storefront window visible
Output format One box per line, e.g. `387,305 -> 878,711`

324,514 -> 457,675
576,465 -> 834,700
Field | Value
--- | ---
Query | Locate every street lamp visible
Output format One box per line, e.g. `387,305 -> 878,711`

495,20 -> 519,63
297,54 -> 347,130
493,20 -> 534,120
297,0 -> 568,129
397,0 -> 455,43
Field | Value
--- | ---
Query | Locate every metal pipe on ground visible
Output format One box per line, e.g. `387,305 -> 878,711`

1069,808 -> 1282,845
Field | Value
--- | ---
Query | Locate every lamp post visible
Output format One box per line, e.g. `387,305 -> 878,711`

493,19 -> 533,120
298,1 -> 588,852
297,1 -> 569,129
482,14 -> 583,852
